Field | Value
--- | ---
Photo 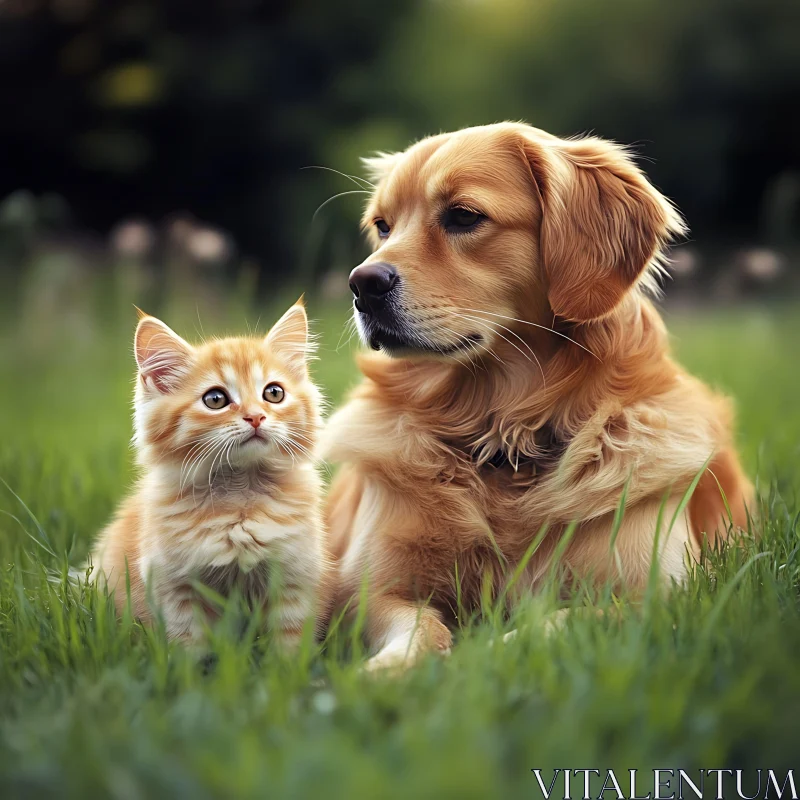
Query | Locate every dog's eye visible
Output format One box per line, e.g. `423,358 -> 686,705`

443,207 -> 485,232
375,219 -> 390,238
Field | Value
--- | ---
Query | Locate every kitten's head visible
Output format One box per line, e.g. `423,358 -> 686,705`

132,301 -> 322,476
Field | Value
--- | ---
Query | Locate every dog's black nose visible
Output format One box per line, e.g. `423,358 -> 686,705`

349,262 -> 398,314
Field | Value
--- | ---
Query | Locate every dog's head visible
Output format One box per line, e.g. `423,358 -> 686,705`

349,122 -> 684,359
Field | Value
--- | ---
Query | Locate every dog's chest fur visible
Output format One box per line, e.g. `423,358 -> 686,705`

473,424 -> 567,483
440,423 -> 567,496
390,424 -> 571,571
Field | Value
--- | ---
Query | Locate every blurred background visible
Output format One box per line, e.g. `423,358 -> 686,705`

0,0 -> 799,539
1,0 -> 799,308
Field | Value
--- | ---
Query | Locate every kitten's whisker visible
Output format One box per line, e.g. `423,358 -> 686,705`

205,437 -> 233,508
276,435 -> 298,466
273,429 -> 316,463
181,441 -> 220,493
184,432 -> 231,496
185,440 -> 222,503
178,433 -> 227,479
223,438 -> 236,472
181,433 -> 230,494
285,439 -> 314,460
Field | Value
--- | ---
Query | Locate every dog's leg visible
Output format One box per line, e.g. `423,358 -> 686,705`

499,607 -> 612,645
363,597 -> 452,672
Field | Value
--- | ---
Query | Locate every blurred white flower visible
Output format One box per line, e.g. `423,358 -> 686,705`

185,227 -> 232,263
738,248 -> 785,282
165,214 -> 196,248
320,269 -> 350,301
669,246 -> 700,277
110,219 -> 156,259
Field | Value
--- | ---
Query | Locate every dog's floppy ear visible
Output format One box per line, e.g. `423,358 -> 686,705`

521,133 -> 685,322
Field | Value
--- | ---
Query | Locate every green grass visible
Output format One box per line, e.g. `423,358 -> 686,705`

1,279 -> 799,799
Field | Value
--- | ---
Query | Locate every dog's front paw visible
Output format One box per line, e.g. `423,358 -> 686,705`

362,642 -> 451,675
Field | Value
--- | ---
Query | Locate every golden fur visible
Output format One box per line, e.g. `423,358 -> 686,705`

322,122 -> 753,670
92,301 -> 334,645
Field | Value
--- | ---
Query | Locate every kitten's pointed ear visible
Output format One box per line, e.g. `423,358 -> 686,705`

134,315 -> 194,393
265,299 -> 311,375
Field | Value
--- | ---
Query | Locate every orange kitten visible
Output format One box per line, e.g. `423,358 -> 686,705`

91,300 -> 334,647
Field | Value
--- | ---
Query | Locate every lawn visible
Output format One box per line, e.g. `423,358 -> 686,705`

0,272 -> 798,799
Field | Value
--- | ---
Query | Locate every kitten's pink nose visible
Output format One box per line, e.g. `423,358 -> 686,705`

243,413 -> 266,429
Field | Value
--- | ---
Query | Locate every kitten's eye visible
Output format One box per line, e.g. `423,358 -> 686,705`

202,388 -> 230,409
375,219 -> 390,238
263,383 -> 285,403
443,207 -> 485,232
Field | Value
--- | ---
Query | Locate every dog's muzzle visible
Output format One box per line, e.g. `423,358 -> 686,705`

349,262 -> 398,316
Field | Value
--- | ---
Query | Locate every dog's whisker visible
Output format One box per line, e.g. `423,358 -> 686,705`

459,312 -> 547,391
458,308 -> 602,361
447,311 -> 533,371
301,165 -> 375,190
336,316 -> 360,352
472,323 -> 531,366
335,319 -> 351,352
442,319 -> 506,369
312,189 -> 372,221
431,323 -> 484,378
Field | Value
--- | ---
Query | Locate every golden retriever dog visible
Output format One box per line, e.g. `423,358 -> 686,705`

321,122 -> 753,671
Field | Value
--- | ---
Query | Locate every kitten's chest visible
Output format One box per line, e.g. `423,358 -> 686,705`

197,561 -> 272,606
161,493 -> 307,572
